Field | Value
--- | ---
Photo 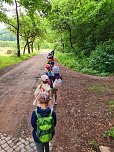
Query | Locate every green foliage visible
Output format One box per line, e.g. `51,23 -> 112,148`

20,0 -> 51,16
89,39 -> 114,73
56,50 -> 113,75
87,84 -> 106,93
50,0 -> 114,55
0,52 -> 38,69
0,56 -> 21,69
49,0 -> 114,75
1,0 -> 114,74
41,41 -> 53,49
56,52 -> 81,70
56,51 -> 94,73
106,100 -> 114,113
103,127 -> 114,139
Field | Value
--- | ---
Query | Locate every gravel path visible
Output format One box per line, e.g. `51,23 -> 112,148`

0,52 -> 114,152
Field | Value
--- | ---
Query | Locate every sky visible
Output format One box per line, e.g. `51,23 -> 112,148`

0,2 -> 26,29
0,23 -> 6,29
0,2 -> 15,29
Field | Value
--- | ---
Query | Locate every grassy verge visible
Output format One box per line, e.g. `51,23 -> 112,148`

55,52 -> 95,74
0,52 -> 38,69
55,52 -> 112,76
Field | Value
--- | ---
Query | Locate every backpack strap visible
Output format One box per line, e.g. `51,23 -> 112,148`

49,108 -> 53,117
35,109 -> 41,118
39,83 -> 43,89
39,83 -> 45,92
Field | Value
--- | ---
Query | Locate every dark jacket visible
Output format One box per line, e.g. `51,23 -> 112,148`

31,107 -> 57,142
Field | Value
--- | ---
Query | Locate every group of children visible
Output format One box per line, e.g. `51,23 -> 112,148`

31,50 -> 62,152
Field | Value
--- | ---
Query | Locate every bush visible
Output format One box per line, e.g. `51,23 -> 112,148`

89,39 -> 114,73
55,52 -> 87,71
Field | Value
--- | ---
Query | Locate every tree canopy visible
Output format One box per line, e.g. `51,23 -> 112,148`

0,0 -> 114,74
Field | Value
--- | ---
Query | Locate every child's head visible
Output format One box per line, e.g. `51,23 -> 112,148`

46,64 -> 52,71
52,66 -> 59,74
41,75 -> 49,83
47,53 -> 53,59
38,92 -> 51,104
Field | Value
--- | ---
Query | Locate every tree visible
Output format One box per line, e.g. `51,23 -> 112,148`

19,13 -> 47,54
0,0 -> 21,56
49,0 -> 114,56
0,0 -> 52,56
15,0 -> 20,57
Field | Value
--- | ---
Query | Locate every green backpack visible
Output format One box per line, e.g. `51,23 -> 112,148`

35,109 -> 55,143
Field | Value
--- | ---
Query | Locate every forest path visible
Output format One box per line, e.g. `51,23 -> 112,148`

0,53 -> 47,137
0,52 -> 114,152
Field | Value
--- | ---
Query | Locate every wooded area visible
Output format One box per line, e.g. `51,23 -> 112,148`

0,0 -> 114,75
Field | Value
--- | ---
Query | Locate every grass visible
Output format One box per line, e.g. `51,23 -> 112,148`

0,48 -> 52,69
55,51 -> 113,76
87,84 -> 106,93
55,52 -> 97,75
55,52 -> 82,70
88,139 -> 99,151
106,100 -> 114,113
0,52 -> 39,69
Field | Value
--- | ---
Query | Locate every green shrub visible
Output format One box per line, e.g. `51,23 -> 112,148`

81,68 -> 98,75
0,51 -> 38,69
55,48 -> 113,76
89,39 -> 114,73
56,52 -> 81,70
56,52 -> 97,74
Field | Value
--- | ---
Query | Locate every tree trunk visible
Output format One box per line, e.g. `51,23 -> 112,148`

23,42 -> 28,54
31,42 -> 34,53
38,45 -> 40,51
31,38 -> 35,53
68,25 -> 73,49
61,35 -> 64,52
27,44 -> 30,54
27,39 -> 30,54
15,0 -> 20,57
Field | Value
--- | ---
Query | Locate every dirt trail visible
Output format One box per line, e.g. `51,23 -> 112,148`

0,53 -> 47,138
52,62 -> 114,152
0,53 -> 114,152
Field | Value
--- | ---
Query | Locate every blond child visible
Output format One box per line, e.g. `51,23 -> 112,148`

31,92 -> 57,152
33,75 -> 51,107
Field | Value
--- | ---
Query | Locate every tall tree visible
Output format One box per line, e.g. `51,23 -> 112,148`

19,13 -> 46,54
15,0 -> 20,57
0,0 -> 21,56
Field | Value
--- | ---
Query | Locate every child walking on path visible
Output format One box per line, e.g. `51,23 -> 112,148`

31,92 -> 57,152
33,75 -> 51,107
51,66 -> 62,105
